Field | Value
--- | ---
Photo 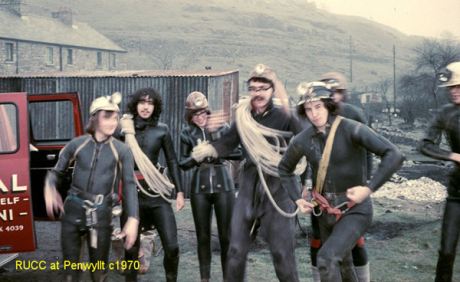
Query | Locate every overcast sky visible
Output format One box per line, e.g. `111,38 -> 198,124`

310,0 -> 460,39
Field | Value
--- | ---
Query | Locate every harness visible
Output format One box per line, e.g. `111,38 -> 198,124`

311,116 -> 355,220
67,136 -> 122,248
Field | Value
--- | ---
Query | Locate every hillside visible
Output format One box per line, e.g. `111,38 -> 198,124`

25,0 -> 423,93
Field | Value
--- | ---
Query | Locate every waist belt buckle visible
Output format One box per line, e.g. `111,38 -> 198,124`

94,194 -> 104,205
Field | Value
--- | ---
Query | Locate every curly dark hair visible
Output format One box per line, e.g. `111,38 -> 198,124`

126,88 -> 163,124
297,98 -> 338,118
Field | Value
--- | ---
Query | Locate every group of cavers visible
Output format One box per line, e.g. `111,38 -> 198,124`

44,61 -> 460,282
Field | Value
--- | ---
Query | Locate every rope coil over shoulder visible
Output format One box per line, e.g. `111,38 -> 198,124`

234,98 -> 307,217
120,114 -> 174,203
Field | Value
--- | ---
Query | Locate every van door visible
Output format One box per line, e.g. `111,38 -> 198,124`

28,93 -> 83,219
0,92 -> 36,253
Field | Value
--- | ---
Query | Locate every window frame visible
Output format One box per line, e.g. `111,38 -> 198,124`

66,48 -> 73,65
5,42 -> 15,62
96,51 -> 103,67
46,46 -> 54,65
110,53 -> 116,68
0,102 -> 19,154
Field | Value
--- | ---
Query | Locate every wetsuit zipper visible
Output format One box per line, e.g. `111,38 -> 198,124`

201,127 -> 213,193
87,142 -> 102,194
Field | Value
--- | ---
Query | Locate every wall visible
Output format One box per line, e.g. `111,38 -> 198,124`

0,39 -> 126,75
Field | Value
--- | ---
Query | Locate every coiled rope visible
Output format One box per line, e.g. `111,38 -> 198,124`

120,114 -> 174,203
234,98 -> 307,217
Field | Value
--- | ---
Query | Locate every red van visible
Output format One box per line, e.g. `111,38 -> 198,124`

0,92 -> 83,265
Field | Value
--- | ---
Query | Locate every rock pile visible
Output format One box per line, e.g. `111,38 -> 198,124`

373,175 -> 447,202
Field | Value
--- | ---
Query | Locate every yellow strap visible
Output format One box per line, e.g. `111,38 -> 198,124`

315,116 -> 343,195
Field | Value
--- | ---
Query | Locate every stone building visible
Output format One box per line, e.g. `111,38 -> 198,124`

0,0 -> 126,75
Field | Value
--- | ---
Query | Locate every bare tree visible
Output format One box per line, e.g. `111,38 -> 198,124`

148,40 -> 176,70
398,73 -> 435,125
373,78 -> 393,125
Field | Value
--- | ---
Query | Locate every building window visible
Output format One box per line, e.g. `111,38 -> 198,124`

47,47 -> 54,65
96,51 -> 102,66
110,53 -> 116,68
5,42 -> 14,62
66,48 -> 73,65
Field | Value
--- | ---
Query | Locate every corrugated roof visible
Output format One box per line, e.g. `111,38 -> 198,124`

0,10 -> 125,52
0,69 -> 239,78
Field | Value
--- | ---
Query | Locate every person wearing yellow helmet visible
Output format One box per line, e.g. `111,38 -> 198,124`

45,92 -> 139,281
191,64 -> 303,282
419,61 -> 460,282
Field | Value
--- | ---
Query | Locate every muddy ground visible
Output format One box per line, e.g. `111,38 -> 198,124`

1,162 -> 459,282
2,118 -> 459,281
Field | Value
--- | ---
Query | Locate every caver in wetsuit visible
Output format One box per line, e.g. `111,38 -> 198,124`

210,101 -> 302,282
279,115 -> 404,282
51,134 -> 139,282
179,123 -> 242,280
419,102 -> 460,281
297,100 -> 372,278
123,115 -> 183,282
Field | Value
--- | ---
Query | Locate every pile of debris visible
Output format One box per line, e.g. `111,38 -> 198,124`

373,175 -> 447,203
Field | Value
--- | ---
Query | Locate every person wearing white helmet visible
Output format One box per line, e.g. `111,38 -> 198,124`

191,64 -> 304,282
316,72 -> 372,282
419,61 -> 460,282
279,82 -> 403,282
44,92 -> 139,282
179,91 -> 242,282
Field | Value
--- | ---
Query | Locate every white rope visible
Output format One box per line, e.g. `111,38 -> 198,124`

234,98 -> 307,217
120,115 -> 174,203
257,164 -> 299,217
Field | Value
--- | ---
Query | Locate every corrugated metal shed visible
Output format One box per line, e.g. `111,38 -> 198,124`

0,69 -> 239,196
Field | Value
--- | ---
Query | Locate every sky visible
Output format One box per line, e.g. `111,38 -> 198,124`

310,0 -> 460,39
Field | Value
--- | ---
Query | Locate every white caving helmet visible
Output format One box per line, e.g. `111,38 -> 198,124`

438,61 -> 460,87
89,92 -> 122,115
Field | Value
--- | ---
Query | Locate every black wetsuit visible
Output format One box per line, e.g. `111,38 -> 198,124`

52,134 -> 139,282
419,103 -> 460,282
179,124 -> 242,280
304,102 -> 372,270
279,115 -> 403,282
123,117 -> 183,282
212,103 -> 302,282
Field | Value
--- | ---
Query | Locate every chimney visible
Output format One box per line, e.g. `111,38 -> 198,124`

0,0 -> 22,16
52,7 -> 73,26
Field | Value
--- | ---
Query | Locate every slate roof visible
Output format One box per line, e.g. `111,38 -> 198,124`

0,9 -> 125,52
0,69 -> 239,78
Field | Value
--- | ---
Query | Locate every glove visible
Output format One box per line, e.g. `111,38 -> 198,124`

120,114 -> 135,135
119,216 -> 139,250
44,171 -> 64,220
191,140 -> 218,162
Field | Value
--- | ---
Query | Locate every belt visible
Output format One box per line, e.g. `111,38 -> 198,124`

312,190 -> 355,220
69,186 -> 115,205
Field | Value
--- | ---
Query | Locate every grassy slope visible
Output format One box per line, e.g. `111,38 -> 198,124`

28,0 -> 422,93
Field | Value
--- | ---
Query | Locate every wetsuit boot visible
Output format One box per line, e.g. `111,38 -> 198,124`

435,252 -> 455,282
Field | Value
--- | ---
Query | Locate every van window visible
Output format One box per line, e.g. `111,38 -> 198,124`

0,103 -> 18,153
29,100 -> 75,142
